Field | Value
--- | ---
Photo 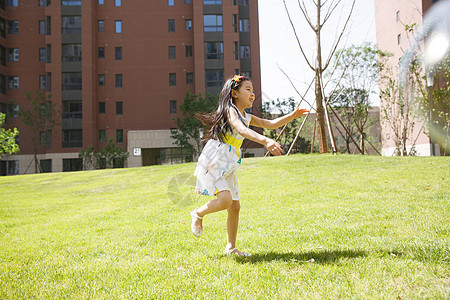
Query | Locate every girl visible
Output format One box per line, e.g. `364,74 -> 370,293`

190,75 -> 309,257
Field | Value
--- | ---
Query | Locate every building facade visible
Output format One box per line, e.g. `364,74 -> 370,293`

0,0 -> 263,175
374,0 -> 442,156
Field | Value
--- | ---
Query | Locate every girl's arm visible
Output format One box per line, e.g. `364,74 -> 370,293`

250,108 -> 309,129
228,109 -> 282,156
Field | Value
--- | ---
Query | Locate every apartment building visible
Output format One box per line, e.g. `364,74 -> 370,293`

0,0 -> 262,175
374,0 -> 443,156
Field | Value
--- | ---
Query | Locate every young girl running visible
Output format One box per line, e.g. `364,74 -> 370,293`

190,75 -> 309,256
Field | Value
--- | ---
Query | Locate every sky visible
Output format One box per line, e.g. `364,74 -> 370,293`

257,0 -> 378,108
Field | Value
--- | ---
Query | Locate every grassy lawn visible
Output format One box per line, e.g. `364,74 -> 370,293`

0,154 -> 449,299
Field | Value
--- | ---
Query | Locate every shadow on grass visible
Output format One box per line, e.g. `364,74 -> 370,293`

229,249 -> 367,264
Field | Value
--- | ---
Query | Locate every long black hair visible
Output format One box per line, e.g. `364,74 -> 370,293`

196,76 -> 250,143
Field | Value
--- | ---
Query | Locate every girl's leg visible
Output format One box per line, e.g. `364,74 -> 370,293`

192,190 -> 233,228
226,200 -> 240,250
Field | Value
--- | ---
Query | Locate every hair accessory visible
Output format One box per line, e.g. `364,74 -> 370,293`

231,75 -> 244,89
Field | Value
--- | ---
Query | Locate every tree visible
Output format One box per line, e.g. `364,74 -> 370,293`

260,97 -> 311,154
171,91 -> 217,156
15,92 -> 60,172
79,138 -> 129,170
283,0 -> 356,153
328,43 -> 381,154
0,113 -> 19,159
379,65 -> 418,156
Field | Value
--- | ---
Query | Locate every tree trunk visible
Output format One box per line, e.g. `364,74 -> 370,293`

315,0 -> 329,153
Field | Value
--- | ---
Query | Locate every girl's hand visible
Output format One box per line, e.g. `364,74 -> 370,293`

291,108 -> 310,119
265,139 -> 283,156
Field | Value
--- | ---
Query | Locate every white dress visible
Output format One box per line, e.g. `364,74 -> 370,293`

194,112 -> 252,200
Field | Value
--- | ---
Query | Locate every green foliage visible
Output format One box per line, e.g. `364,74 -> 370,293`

0,155 -> 448,298
78,138 -> 129,170
12,92 -> 60,172
328,43 -> 381,154
260,97 -> 311,154
0,113 -> 19,159
171,91 -> 217,156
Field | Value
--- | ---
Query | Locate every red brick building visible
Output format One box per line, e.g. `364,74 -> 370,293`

0,0 -> 262,175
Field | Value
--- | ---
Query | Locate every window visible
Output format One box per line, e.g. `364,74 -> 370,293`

39,130 -> 51,149
62,130 -> 82,148
99,130 -> 106,142
169,73 -> 176,86
8,103 -> 19,117
8,76 -> 19,90
62,72 -> 81,90
62,16 -> 81,34
98,0 -> 104,4
168,46 -> 176,59
99,102 -> 105,114
45,44 -> 51,63
98,74 -> 105,86
232,14 -> 238,32
7,20 -> 18,34
205,42 -> 223,59
205,70 -> 224,87
116,101 -> 123,115
116,129 -> 123,143
0,18 -> 4,38
170,100 -> 177,114
62,101 -> 82,119
233,0 -> 237,5
62,0 -> 81,6
62,158 -> 82,171
186,72 -> 193,84
46,16 -> 51,35
0,74 -> 6,95
204,0 -> 221,4
185,0 -> 191,3
115,20 -> 122,33
397,34 -> 401,45
39,20 -> 46,34
0,46 -> 5,65
240,45 -> 250,58
39,48 -> 46,61
168,19 -> 175,32
239,0 -> 248,5
62,44 -> 82,62
39,0 -> 51,6
8,48 -> 19,62
115,74 -> 122,88
239,19 -> 249,32
185,45 -> 192,57
168,0 -> 174,6
40,159 -> 52,173
115,0 -> 121,6
233,41 -> 239,60
203,15 -> 222,32
8,161 -> 18,175
115,47 -> 122,60
98,47 -> 105,59
234,69 -> 240,75
46,73 -> 52,92
7,0 -> 18,7
241,71 -> 251,78
39,75 -> 46,89
0,0 -> 5,10
185,19 -> 192,31
396,11 -> 400,23
98,20 -> 104,32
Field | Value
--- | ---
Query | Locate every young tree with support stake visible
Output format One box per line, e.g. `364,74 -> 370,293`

283,0 -> 356,154
14,92 -> 59,173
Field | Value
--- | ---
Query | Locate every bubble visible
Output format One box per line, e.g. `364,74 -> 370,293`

399,0 -> 450,155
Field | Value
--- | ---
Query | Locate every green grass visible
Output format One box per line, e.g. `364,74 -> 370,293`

0,154 -> 449,299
